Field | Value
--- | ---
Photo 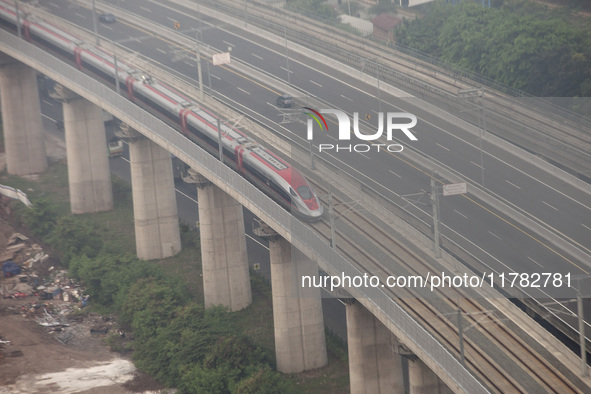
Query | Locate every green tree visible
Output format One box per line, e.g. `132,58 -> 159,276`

396,2 -> 591,97
234,367 -> 295,394
46,216 -> 103,266
19,197 -> 58,237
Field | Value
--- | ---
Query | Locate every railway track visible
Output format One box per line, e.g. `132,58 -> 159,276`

310,183 -> 584,393
193,0 -> 591,177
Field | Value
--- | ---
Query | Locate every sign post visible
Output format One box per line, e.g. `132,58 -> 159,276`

443,183 -> 467,196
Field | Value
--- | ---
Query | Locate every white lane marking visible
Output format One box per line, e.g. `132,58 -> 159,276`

388,170 -> 401,178
340,94 -> 353,102
223,40 -> 234,48
266,102 -> 276,108
49,2 -> 59,8
436,142 -> 450,151
176,188 -> 197,204
237,86 -> 251,95
454,209 -> 468,219
75,12 -> 87,19
505,180 -> 521,190
488,231 -> 502,240
247,234 -> 269,250
280,66 -> 293,73
251,53 -> 263,60
102,25 -> 113,31
542,201 -> 559,211
371,110 -> 379,115
470,161 -> 482,168
42,99 -> 54,107
211,74 -> 221,80
359,152 -> 371,160
582,223 -> 591,231
326,133 -> 337,141
41,114 -> 58,122
156,48 -> 167,54
310,80 -> 323,88
527,256 -> 544,268
140,6 -> 152,12
184,60 -> 194,67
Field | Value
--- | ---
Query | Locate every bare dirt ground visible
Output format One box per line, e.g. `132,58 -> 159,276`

0,207 -> 145,393
0,130 -> 166,393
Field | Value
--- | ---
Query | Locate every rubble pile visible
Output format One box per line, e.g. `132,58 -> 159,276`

1,232 -> 85,303
0,231 -> 115,354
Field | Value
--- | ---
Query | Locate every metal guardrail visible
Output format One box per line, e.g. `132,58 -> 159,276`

0,30 -> 490,394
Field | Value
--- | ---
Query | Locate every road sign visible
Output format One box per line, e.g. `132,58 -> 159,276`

443,182 -> 467,196
212,52 -> 231,66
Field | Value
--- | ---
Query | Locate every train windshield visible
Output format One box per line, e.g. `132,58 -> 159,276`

297,185 -> 313,200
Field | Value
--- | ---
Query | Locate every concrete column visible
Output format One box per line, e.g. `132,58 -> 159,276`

128,136 -> 181,260
409,357 -> 453,394
58,88 -> 113,213
0,55 -> 47,175
196,174 -> 251,311
346,300 -> 405,394
260,226 -> 326,373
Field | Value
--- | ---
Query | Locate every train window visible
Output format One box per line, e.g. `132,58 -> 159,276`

297,185 -> 313,200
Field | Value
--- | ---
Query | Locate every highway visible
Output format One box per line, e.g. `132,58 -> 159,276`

34,0 -> 590,349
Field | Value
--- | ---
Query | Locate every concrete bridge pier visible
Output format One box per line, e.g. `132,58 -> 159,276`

52,84 -> 113,214
409,357 -> 453,394
184,168 -> 252,311
125,127 -> 181,260
346,300 -> 405,394
254,221 -> 327,373
0,54 -> 47,175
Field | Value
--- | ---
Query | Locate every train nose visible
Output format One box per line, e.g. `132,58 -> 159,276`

304,199 -> 320,211
306,204 -> 324,220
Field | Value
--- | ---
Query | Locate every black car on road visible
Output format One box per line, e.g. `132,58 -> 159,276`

276,94 -> 294,108
99,13 -> 116,23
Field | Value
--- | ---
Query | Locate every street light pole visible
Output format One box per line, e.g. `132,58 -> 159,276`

309,139 -> 316,170
14,1 -> 21,39
458,88 -> 486,186
479,90 -> 486,187
283,14 -> 291,85
329,191 -> 336,249
431,176 -> 441,258
217,118 -> 224,163
376,61 -> 382,114
577,283 -> 589,377
112,42 -> 120,95
457,307 -> 465,366
195,33 -> 204,102
91,0 -> 99,45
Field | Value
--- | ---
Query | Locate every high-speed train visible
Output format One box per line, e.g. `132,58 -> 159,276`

0,1 -> 323,221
